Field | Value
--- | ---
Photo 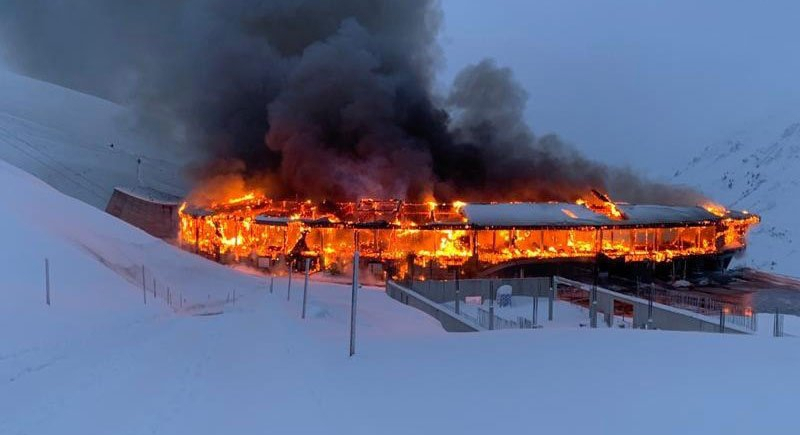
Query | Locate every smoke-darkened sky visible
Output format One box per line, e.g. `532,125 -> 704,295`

440,0 -> 800,176
2,0 -> 766,204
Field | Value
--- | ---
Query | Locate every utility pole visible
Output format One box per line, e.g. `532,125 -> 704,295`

349,250 -> 360,357
488,281 -> 495,330
301,258 -> 310,319
44,258 -> 51,306
548,276 -> 556,321
454,268 -> 460,315
136,157 -> 143,186
287,260 -> 293,301
532,280 -> 539,328
590,262 -> 598,328
647,283 -> 654,329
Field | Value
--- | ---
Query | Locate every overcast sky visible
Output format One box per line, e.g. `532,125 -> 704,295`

440,0 -> 800,176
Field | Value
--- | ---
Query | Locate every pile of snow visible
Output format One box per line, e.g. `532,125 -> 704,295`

2,157 -> 800,434
674,112 -> 800,276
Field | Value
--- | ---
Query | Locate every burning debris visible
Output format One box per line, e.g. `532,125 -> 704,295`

177,192 -> 759,280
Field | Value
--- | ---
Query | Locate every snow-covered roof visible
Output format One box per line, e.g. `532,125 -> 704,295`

240,202 -> 747,229
113,186 -> 182,206
254,215 -> 346,227
462,203 -> 604,227
461,202 -> 721,228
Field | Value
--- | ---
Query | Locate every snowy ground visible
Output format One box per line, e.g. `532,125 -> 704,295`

2,151 -> 800,434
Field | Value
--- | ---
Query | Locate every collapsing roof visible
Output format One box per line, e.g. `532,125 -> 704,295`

243,202 -> 757,230
456,203 -> 747,229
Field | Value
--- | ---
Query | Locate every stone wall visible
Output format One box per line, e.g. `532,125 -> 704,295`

105,188 -> 179,239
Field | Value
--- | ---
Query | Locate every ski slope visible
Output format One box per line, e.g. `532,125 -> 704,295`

0,69 -> 187,209
1,144 -> 800,433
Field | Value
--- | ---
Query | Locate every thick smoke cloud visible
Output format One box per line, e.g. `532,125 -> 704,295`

0,0 -> 702,205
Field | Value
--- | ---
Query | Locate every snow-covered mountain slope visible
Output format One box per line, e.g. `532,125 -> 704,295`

0,69 -> 188,209
2,156 -> 800,434
674,113 -> 800,277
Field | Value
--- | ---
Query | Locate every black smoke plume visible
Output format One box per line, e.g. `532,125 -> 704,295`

0,0 -> 702,205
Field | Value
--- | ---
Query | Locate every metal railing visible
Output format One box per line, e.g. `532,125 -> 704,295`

627,284 -> 758,332
395,275 -> 760,334
556,277 -> 758,333
400,277 -> 553,330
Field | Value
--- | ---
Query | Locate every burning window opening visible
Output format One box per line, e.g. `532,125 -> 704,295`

176,191 -> 759,281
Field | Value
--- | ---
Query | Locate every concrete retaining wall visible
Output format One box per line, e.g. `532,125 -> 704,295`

404,277 -> 552,304
105,187 -> 180,239
558,277 -> 749,334
388,276 -> 749,334
386,281 -> 480,332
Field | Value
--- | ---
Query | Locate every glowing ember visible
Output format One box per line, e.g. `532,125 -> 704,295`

561,208 -> 578,219
702,202 -> 727,217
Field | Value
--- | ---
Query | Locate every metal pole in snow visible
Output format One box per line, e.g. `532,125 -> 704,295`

590,265 -> 598,329
45,258 -> 51,306
349,251 -> 360,357
774,308 -> 782,337
454,269 -> 460,315
142,266 -> 147,305
302,258 -> 310,319
548,276 -> 556,321
647,283 -> 654,329
532,281 -> 539,328
773,309 -> 778,337
270,276 -> 274,294
167,287 -> 171,306
153,278 -> 157,298
287,261 -> 293,301
488,281 -> 495,331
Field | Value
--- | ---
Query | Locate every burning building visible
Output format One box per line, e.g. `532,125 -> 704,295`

176,191 -> 759,281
